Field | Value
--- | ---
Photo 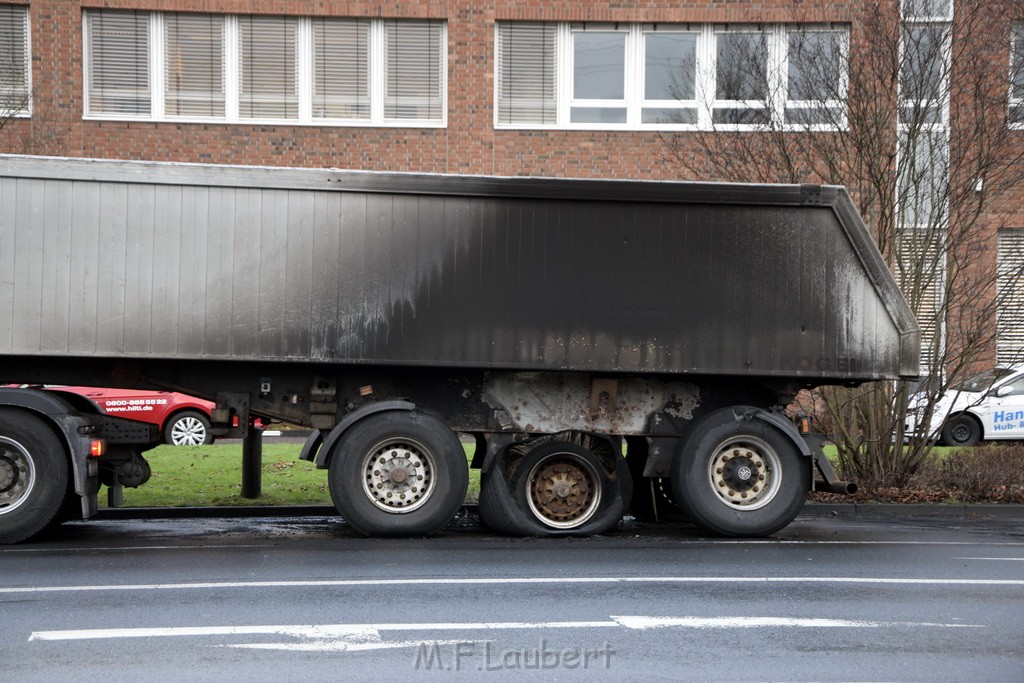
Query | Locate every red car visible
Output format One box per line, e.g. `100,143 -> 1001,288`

54,387 -> 220,446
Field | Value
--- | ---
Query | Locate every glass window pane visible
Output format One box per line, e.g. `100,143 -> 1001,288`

0,5 -> 29,114
641,107 -> 697,125
898,131 -> 948,226
716,32 -> 768,101
87,10 -> 151,116
383,20 -> 444,120
570,107 -> 627,124
496,23 -> 557,125
312,18 -> 371,120
1012,23 -> 1024,100
164,14 -> 224,118
644,33 -> 697,101
785,105 -> 841,125
238,16 -> 298,119
573,31 -> 625,100
712,107 -> 769,125
903,0 -> 952,20
788,30 -> 844,102
901,25 -> 947,103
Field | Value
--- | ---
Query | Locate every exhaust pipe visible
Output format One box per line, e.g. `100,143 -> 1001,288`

814,480 -> 858,495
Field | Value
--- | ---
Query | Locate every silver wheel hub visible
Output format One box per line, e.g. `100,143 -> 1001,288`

361,440 -> 435,514
171,417 -> 206,446
0,437 -> 36,515
707,436 -> 783,511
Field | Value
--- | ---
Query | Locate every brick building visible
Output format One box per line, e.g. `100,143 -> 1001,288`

0,0 -> 1022,369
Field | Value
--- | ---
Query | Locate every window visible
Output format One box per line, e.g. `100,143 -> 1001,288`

165,14 -> 225,118
997,230 -> 1024,364
495,23 -> 556,125
238,16 -> 299,119
495,22 -> 848,131
84,10 -> 446,126
0,4 -> 29,116
312,18 -> 370,120
1011,23 -> 1023,128
86,10 -> 151,116
383,20 -> 444,120
899,23 -> 950,126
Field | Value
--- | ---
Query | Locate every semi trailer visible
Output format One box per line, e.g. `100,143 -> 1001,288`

0,155 -> 919,544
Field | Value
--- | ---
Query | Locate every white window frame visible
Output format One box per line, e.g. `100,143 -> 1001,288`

82,10 -> 446,128
0,3 -> 31,118
495,21 -> 849,132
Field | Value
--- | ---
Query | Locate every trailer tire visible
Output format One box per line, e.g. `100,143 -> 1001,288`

327,411 -> 468,537
480,438 -> 631,537
671,407 -> 809,537
0,410 -> 70,544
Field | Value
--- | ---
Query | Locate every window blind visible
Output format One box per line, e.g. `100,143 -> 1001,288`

165,13 -> 225,118
238,15 -> 298,119
496,23 -> 557,125
87,10 -> 151,116
383,20 -> 443,120
998,230 -> 1024,365
0,4 -> 28,114
312,18 -> 370,120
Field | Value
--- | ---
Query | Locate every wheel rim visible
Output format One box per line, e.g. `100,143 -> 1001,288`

950,420 -> 972,443
171,417 -> 207,446
360,437 -> 437,514
0,436 -> 37,516
706,436 -> 782,511
524,451 -> 602,529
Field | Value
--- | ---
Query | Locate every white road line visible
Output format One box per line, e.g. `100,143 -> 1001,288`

28,615 -> 980,643
4,540 -> 1023,554
4,576 -> 1024,595
0,545 -> 261,554
955,557 -> 1024,561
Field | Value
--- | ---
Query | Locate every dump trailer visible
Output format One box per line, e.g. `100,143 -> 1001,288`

0,155 -> 919,543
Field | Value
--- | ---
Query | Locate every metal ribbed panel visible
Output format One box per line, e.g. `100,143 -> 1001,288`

0,155 -> 919,381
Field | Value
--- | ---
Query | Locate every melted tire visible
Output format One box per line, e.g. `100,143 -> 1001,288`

479,440 -> 632,537
327,411 -> 467,537
671,407 -> 809,537
0,409 -> 69,544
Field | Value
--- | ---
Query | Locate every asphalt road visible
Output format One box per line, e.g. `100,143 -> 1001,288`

2,513 -> 1023,682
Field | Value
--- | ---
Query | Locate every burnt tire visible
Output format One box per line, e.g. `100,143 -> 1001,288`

327,411 -> 468,537
940,414 -> 982,447
671,407 -> 809,537
479,438 -> 632,537
0,409 -> 70,544
164,410 -> 213,446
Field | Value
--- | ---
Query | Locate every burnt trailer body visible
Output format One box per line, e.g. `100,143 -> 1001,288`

0,155 -> 918,543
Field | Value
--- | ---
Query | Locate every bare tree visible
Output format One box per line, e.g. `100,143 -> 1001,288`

663,0 -> 1024,485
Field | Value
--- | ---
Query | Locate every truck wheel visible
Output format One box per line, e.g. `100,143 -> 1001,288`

0,410 -> 69,544
940,414 -> 982,447
165,411 -> 213,446
327,412 -> 468,537
479,437 -> 631,537
671,407 -> 809,537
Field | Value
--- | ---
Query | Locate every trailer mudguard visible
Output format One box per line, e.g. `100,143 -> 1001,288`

312,400 -> 416,468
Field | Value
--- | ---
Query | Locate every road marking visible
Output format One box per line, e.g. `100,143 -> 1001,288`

955,557 -> 1024,561
4,575 -> 1024,595
0,545 -> 261,554
29,615 -> 981,647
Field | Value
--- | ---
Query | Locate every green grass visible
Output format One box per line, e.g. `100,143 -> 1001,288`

107,443 -> 480,508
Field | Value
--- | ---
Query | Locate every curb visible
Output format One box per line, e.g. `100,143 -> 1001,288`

93,502 -> 1024,522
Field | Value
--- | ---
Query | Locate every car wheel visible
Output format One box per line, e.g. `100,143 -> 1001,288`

940,414 -> 982,447
164,410 -> 214,446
